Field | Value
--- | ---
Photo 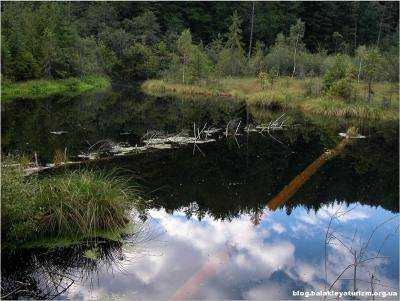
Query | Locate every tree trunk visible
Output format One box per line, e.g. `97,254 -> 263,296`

357,59 -> 362,83
291,34 -> 299,78
376,7 -> 385,47
247,2 -> 255,59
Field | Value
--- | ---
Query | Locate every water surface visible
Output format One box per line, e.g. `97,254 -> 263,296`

2,86 -> 399,300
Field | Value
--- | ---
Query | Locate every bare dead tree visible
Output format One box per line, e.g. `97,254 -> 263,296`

247,2 -> 255,59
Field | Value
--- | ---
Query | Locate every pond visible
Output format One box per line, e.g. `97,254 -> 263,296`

2,85 -> 399,300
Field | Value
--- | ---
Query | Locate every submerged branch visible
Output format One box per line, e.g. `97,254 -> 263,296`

267,136 -> 352,211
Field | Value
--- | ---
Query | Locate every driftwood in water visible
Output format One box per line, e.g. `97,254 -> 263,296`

20,125 -> 219,174
267,137 -> 352,211
23,115 -> 303,174
244,113 -> 300,136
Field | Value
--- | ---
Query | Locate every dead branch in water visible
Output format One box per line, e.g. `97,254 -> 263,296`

244,114 -> 300,146
324,210 -> 398,295
225,119 -> 242,137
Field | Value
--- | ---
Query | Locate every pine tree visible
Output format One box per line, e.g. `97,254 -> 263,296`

223,11 -> 245,76
176,29 -> 193,84
362,47 -> 381,102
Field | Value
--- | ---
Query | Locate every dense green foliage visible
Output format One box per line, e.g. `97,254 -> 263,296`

1,161 -> 141,245
2,2 -> 398,83
2,3 -> 103,81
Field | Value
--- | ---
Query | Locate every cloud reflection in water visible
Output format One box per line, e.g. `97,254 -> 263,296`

69,202 -> 398,300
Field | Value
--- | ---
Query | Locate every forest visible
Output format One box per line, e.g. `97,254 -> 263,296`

2,1 -> 398,82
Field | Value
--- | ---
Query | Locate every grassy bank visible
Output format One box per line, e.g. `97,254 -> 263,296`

142,78 -> 399,120
1,75 -> 110,102
1,160 -> 142,246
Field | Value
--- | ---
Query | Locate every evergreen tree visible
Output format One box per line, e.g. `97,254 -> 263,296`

123,10 -> 160,46
219,11 -> 245,76
248,40 -> 265,75
176,29 -> 193,84
362,47 -> 382,102
169,29 -> 212,83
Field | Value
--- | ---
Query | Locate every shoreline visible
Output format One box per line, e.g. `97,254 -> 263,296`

1,75 -> 111,102
142,78 -> 399,121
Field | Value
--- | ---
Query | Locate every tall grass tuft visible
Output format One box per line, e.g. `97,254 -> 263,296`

300,97 -> 397,120
2,159 -> 142,245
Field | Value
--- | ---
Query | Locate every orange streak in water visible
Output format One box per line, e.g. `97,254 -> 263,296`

267,138 -> 351,211
170,138 -> 350,300
171,243 -> 233,300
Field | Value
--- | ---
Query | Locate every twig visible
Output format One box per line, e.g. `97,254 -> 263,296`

234,120 -> 241,136
359,216 -> 397,260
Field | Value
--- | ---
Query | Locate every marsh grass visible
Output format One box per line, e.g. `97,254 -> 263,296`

301,97 -> 398,120
1,159 -> 142,245
1,75 -> 110,102
142,79 -> 227,98
143,77 -> 398,120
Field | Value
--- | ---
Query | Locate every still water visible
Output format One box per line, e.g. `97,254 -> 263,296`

2,86 -> 399,300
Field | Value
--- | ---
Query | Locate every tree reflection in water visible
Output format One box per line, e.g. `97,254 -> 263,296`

1,216 -> 163,300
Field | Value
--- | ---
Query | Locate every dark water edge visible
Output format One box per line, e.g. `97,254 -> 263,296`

2,86 -> 399,300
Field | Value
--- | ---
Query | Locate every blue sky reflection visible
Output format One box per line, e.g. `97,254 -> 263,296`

69,202 -> 399,300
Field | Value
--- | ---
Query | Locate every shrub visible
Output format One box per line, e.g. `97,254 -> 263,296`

323,54 -> 355,100
302,52 -> 327,76
323,54 -> 350,89
247,41 -> 266,75
329,78 -> 354,100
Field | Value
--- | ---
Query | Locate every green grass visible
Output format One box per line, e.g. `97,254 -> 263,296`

1,158 -> 142,246
142,77 -> 399,120
1,75 -> 110,102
